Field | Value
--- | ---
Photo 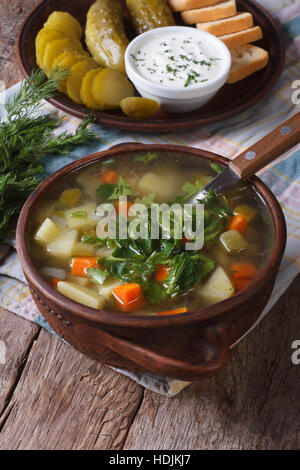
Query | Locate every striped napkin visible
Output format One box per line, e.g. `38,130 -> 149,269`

0,0 -> 299,396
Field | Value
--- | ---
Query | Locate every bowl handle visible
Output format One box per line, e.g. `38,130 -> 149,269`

92,324 -> 230,381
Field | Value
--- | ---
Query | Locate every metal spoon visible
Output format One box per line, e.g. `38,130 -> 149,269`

189,112 -> 300,203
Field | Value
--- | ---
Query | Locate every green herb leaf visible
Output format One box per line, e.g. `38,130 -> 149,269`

81,235 -> 105,245
86,268 -> 109,285
96,176 -> 132,201
166,252 -> 214,296
71,211 -> 88,218
173,180 -> 204,203
144,281 -> 168,304
133,152 -> 158,164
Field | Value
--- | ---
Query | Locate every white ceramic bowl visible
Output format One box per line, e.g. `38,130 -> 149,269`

125,26 -> 231,114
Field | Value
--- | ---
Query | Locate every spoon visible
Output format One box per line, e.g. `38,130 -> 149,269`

190,112 -> 300,203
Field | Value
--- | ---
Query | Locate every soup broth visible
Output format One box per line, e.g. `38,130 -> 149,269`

29,151 -> 274,315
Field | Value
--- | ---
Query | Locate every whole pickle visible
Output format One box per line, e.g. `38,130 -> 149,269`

85,0 -> 129,73
127,0 -> 175,35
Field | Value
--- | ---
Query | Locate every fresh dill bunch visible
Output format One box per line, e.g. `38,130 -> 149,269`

0,68 -> 101,241
5,68 -> 68,121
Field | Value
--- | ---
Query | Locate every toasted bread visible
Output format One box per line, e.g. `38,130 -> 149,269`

168,0 -> 220,12
228,44 -> 269,83
182,0 -> 237,24
220,26 -> 263,47
196,12 -> 253,36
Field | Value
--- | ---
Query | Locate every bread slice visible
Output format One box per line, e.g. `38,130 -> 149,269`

228,44 -> 269,83
182,0 -> 237,24
220,26 -> 263,47
196,12 -> 253,36
168,0 -> 220,12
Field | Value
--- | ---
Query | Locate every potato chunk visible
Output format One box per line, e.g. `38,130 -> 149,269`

92,69 -> 135,110
219,230 -> 249,254
66,60 -> 98,104
138,171 -> 181,202
34,218 -> 61,245
120,97 -> 160,120
97,279 -> 123,303
66,273 -> 91,287
57,281 -> 105,309
46,230 -> 78,259
44,11 -> 82,40
71,242 -> 95,257
197,266 -> 235,306
65,203 -> 97,230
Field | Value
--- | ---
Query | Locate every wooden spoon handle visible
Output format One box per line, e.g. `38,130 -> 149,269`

229,113 -> 300,179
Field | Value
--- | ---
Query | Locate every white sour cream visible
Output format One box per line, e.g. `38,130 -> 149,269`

130,31 -> 222,88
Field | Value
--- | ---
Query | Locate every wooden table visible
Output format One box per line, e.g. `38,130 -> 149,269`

0,0 -> 299,450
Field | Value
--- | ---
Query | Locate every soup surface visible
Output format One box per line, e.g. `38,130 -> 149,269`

29,151 -> 274,315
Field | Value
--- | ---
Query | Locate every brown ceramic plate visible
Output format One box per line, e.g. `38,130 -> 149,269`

17,0 -> 285,132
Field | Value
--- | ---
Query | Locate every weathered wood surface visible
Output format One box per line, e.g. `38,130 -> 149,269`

0,0 -> 299,450
125,278 -> 300,450
0,276 -> 299,450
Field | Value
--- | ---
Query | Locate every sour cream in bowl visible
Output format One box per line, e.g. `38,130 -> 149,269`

125,26 -> 231,113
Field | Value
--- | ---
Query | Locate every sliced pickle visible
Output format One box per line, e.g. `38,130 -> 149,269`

35,27 -> 68,68
44,11 -> 82,40
120,97 -> 160,120
66,59 -> 98,104
92,68 -> 135,110
81,68 -> 104,109
52,53 -> 89,93
43,38 -> 85,73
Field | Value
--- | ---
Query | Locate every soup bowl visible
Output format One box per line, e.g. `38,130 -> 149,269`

16,143 -> 286,381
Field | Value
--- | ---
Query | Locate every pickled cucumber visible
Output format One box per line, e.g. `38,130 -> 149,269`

52,51 -> 88,70
81,68 -> 103,110
43,38 -> 86,73
120,97 -> 160,119
44,11 -> 82,40
35,27 -> 68,68
52,53 -> 89,93
127,0 -> 175,34
85,0 -> 129,73
66,59 -> 98,104
92,69 -> 135,110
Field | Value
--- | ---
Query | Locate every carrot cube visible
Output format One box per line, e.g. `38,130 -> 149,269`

154,265 -> 171,282
71,257 -> 100,278
158,307 -> 188,316
99,170 -> 118,184
112,283 -> 145,312
227,214 -> 248,233
231,263 -> 257,280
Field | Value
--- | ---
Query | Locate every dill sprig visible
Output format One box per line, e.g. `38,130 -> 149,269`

0,69 -> 101,241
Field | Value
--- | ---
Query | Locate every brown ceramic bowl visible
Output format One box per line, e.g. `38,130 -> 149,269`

16,144 -> 286,381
